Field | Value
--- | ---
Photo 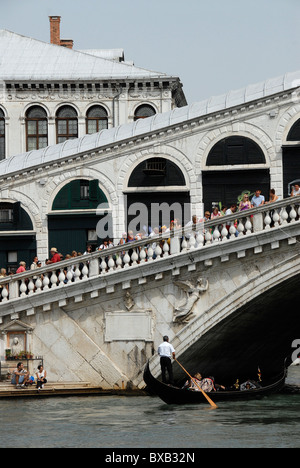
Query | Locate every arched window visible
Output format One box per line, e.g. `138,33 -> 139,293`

26,106 -> 48,151
49,180 -> 110,255
56,106 -> 78,143
0,109 -> 5,160
0,202 -> 33,229
128,157 -> 186,187
126,158 -> 190,231
287,118 -> 300,141
134,104 -> 156,121
86,106 -> 108,134
206,136 -> 266,166
52,179 -> 108,210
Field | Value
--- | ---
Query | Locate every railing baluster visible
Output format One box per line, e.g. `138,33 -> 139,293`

1,286 -> 8,302
28,278 -> 35,295
116,254 -> 123,269
229,222 -> 237,239
66,267 -> 73,284
163,240 -> 170,256
273,209 -> 280,227
237,219 -> 245,237
280,207 -> 289,225
81,263 -> 89,279
20,279 -> 27,297
108,256 -> 115,272
50,271 -> 58,288
245,217 -> 252,235
131,249 -> 139,265
147,246 -> 154,262
123,251 -> 130,268
140,247 -> 147,263
290,205 -> 297,223
58,269 -> 66,286
264,211 -> 271,230
35,277 -> 42,292
155,244 -> 162,259
100,257 -> 107,275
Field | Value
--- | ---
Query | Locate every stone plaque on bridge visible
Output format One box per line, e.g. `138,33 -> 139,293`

104,310 -> 153,342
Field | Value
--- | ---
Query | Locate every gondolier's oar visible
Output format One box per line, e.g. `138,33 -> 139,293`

175,359 -> 218,409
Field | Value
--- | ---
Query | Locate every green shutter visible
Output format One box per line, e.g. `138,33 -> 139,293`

89,180 -> 98,200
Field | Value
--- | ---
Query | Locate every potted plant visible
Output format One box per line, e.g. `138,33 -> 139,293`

5,349 -> 11,360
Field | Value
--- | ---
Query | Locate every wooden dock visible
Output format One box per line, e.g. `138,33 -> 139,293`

0,381 -> 146,398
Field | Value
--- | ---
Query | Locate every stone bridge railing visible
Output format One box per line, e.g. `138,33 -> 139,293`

1,196 -> 300,303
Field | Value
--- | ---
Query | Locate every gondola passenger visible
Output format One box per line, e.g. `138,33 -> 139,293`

200,376 -> 225,392
182,373 -> 202,391
240,379 -> 262,391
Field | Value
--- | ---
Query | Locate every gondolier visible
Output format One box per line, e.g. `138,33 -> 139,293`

158,336 -> 175,385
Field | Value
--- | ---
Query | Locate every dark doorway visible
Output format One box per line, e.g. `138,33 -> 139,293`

0,202 -> 36,272
48,213 -> 112,256
126,192 -> 191,233
49,179 -> 111,254
282,146 -> 300,198
202,170 -> 270,212
126,158 -> 190,232
0,235 -> 36,274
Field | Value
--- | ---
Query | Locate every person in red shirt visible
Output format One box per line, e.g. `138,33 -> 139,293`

16,261 -> 26,274
47,247 -> 61,264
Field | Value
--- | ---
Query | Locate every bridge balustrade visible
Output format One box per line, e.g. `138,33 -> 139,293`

0,197 -> 299,303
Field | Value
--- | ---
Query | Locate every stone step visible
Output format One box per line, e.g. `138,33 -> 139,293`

0,380 -> 146,398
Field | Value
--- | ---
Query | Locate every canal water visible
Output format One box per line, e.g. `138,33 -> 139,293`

0,367 -> 300,449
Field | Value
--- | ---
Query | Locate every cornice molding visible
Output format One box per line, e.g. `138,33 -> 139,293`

0,89 -> 295,186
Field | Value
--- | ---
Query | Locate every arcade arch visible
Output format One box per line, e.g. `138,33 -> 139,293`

201,133 -> 271,212
48,178 -> 111,255
125,156 -> 191,232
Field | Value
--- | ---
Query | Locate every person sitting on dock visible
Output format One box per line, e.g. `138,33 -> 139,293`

11,362 -> 30,388
36,365 -> 47,391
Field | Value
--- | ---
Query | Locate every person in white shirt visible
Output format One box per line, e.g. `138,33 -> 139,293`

291,184 -> 300,197
225,204 -> 237,216
158,336 -> 175,385
36,365 -> 47,390
251,190 -> 265,207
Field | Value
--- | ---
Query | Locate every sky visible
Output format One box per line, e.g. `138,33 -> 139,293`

1,0 -> 300,104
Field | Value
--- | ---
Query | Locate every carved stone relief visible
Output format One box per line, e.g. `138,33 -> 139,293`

173,277 -> 209,323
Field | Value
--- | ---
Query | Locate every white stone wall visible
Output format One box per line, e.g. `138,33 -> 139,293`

0,89 -> 300,253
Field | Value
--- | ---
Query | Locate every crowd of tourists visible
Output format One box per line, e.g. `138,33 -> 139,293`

0,185 -> 298,285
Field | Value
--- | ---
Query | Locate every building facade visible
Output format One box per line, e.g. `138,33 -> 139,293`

0,17 -> 186,161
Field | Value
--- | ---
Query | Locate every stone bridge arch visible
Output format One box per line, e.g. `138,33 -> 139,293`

145,234 -> 300,386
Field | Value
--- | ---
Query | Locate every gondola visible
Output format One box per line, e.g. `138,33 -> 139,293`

143,361 -> 287,405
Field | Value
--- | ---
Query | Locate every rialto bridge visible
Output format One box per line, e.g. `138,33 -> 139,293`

1,70 -> 300,387
0,199 -> 300,388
